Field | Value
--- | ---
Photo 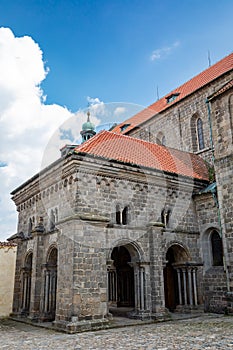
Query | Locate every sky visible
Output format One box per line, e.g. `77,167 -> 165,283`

0,0 -> 233,241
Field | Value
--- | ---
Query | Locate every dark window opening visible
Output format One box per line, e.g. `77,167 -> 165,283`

28,218 -> 33,236
50,210 -> 56,231
161,135 -> 166,146
122,206 -> 128,225
197,118 -> 205,150
166,93 -> 180,104
116,205 -> 121,224
161,207 -> 171,227
120,124 -> 131,132
211,230 -> 223,266
116,205 -> 129,225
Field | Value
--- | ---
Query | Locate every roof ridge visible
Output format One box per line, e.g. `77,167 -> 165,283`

148,52 -> 233,111
74,129 -> 209,181
112,52 -> 233,134
165,52 -> 233,96
76,129 -> 207,160
101,130 -> 205,159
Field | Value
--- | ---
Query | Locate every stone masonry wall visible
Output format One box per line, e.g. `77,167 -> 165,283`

194,192 -> 227,312
210,87 -> 233,312
129,71 -> 233,165
74,156 -> 204,235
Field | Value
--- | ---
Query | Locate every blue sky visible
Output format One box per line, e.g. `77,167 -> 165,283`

0,0 -> 233,240
1,0 -> 233,110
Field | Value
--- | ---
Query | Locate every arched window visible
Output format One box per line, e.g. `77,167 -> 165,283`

43,247 -> 58,321
50,210 -> 56,231
115,205 -> 129,225
122,206 -> 129,225
229,94 -> 233,135
161,135 -> 166,146
229,94 -> 233,118
211,230 -> 223,266
161,206 -> 171,227
116,205 -> 121,224
21,252 -> 33,314
28,218 -> 33,236
156,132 -> 165,146
197,118 -> 205,150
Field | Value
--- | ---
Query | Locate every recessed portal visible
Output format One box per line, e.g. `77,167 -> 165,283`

43,247 -> 57,321
109,246 -> 135,307
164,244 -> 190,311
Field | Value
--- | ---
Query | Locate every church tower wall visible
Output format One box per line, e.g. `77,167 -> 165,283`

209,84 -> 233,313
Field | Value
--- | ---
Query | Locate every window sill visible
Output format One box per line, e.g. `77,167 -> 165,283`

195,147 -> 212,155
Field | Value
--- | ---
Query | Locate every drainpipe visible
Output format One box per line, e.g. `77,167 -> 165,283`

206,98 -> 230,292
206,98 -> 215,164
206,98 -> 222,234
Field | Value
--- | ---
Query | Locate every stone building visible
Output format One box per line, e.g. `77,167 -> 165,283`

8,53 -> 233,332
0,242 -> 17,317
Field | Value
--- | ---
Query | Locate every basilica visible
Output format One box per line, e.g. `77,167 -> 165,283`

9,53 -> 233,332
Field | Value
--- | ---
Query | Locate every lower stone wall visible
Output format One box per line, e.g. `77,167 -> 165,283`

0,243 -> 17,316
203,266 -> 228,313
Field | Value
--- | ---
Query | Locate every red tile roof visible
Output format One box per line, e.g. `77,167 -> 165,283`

74,131 -> 209,181
0,241 -> 17,247
112,53 -> 233,134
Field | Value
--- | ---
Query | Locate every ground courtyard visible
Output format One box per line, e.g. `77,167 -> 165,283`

0,314 -> 232,349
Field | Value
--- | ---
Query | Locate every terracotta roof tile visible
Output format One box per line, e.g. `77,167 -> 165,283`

112,53 -> 233,134
74,131 -> 209,181
0,241 -> 17,247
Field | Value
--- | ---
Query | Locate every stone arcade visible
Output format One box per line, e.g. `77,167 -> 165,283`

9,53 -> 233,332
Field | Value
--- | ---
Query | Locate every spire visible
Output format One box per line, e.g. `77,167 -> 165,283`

87,110 -> 90,122
80,110 -> 96,143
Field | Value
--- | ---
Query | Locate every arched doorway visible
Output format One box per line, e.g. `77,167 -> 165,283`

43,247 -> 57,321
110,246 -> 135,307
108,242 -> 148,317
164,247 -> 179,311
21,252 -> 33,315
164,244 -> 199,312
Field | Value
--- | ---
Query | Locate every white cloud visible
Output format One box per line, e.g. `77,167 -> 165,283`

114,106 -> 126,117
0,27 -> 102,241
150,41 -> 180,61
0,28 -> 144,241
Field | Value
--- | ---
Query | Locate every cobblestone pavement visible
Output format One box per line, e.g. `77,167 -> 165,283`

0,314 -> 233,350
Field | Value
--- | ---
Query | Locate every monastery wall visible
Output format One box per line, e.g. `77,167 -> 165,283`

130,71 -> 233,164
0,243 -> 17,316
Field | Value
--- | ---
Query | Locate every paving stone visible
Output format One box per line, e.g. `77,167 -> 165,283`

0,314 -> 233,349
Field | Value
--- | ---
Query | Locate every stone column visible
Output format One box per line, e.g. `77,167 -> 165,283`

139,266 -> 145,311
192,268 -> 198,306
188,268 -> 193,306
22,272 -> 28,310
44,269 -> 50,313
182,268 -> 188,306
177,268 -> 183,305
107,260 -> 116,304
129,262 -> 140,312
28,218 -> 45,320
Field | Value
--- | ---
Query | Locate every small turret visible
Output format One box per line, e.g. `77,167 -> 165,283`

80,110 -> 96,143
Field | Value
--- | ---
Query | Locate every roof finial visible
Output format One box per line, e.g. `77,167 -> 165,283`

80,109 -> 96,143
87,110 -> 90,122
208,50 -> 211,67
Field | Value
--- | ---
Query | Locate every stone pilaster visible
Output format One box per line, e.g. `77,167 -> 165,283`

53,213 -> 110,332
148,222 -> 168,320
28,218 -> 45,320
